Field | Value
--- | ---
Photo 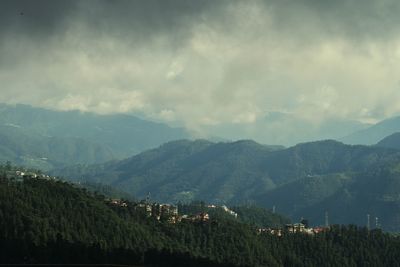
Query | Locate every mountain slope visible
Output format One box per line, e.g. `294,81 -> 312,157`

263,167 -> 400,232
0,125 -> 114,170
0,103 -> 189,166
3,174 -> 400,266
56,139 -> 398,199
341,116 -> 400,145
54,139 -> 283,203
376,132 -> 400,150
53,139 -> 400,230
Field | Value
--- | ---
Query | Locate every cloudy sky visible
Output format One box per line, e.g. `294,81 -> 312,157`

1,0 -> 400,140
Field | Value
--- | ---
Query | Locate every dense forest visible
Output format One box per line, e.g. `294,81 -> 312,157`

1,169 -> 400,266
54,139 -> 400,230
177,201 -> 290,228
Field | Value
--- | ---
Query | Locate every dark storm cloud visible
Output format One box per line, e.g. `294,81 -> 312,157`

74,0 -> 227,48
0,0 -> 79,38
2,0 -> 400,43
0,0 -> 226,46
256,0 -> 400,43
324,0 -> 400,40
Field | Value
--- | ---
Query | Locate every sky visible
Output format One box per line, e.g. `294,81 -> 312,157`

1,0 -> 400,142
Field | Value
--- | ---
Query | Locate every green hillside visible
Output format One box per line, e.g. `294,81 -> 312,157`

2,173 -> 400,266
54,139 -> 400,231
53,139 -> 284,203
254,170 -> 400,231
176,202 -> 290,228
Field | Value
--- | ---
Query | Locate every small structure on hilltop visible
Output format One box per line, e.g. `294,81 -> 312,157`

257,228 -> 282,237
285,223 -> 306,233
221,205 -> 238,218
110,198 -> 128,207
181,212 -> 210,223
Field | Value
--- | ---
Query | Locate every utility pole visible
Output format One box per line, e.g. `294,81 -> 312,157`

146,192 -> 151,204
325,211 -> 329,227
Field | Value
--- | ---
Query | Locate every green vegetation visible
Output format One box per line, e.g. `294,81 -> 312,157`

1,174 -> 400,266
53,139 -> 285,203
55,139 -> 400,231
78,181 -> 136,201
177,201 -> 290,228
232,205 -> 291,228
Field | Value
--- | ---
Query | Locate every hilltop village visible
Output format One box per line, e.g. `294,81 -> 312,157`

2,167 -> 55,181
107,197 -> 329,236
3,165 -> 329,236
108,198 -> 236,224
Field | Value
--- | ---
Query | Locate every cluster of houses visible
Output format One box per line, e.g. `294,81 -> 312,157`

257,221 -> 329,237
135,202 -> 210,223
110,199 -> 128,207
181,212 -> 210,222
109,200 -> 219,224
108,200 -> 209,224
6,169 -> 55,181
109,198 -> 330,235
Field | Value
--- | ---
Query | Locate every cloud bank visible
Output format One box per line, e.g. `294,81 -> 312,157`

1,0 -> 400,140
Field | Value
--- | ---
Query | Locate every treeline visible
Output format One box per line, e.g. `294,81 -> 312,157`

1,175 -> 400,266
177,201 -> 290,228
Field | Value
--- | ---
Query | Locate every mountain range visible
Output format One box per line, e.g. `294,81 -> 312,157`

5,103 -> 400,230
0,103 -> 189,169
53,138 -> 400,231
3,103 -> 400,171
207,112 -> 370,146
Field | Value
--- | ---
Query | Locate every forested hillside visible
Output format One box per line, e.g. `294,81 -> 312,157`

53,139 -> 400,231
53,139 -> 283,203
1,174 -> 400,266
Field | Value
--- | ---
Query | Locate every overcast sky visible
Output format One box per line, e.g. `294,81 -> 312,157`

1,0 -> 400,136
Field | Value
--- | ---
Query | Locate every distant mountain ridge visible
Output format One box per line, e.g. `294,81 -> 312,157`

376,132 -> 400,150
53,139 -> 400,230
0,103 -> 189,169
207,112 -> 370,146
0,124 -> 114,170
341,116 -> 400,145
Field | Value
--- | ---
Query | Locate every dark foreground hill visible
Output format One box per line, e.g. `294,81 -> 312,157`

2,174 -> 400,266
54,139 -> 400,231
